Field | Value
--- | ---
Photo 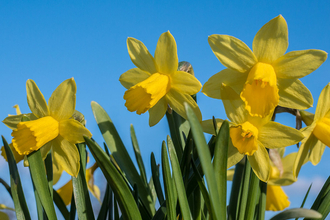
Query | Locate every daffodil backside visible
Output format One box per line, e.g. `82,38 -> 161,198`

203,15 -> 327,118
2,78 -> 92,177
120,31 -> 202,126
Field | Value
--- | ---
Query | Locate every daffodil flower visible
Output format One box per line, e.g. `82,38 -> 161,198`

202,15 -> 327,118
119,31 -> 202,126
2,78 -> 92,177
0,204 -> 14,220
202,101 -> 303,182
294,83 -> 330,177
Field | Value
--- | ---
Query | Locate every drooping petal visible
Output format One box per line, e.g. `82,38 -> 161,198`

86,163 -> 101,202
52,136 -> 80,177
300,110 -> 315,126
171,71 -> 202,95
127,38 -> 158,74
269,152 -> 297,186
48,78 -> 76,121
119,68 -> 151,89
59,119 -> 92,144
202,69 -> 246,100
154,31 -> 178,75
26,79 -> 49,118
53,160 -> 63,185
201,119 -> 224,136
166,89 -> 202,122
124,73 -> 170,114
1,143 -> 24,163
309,137 -> 326,166
253,15 -> 288,63
315,83 -> 330,120
3,113 -> 38,130
148,97 -> 167,127
266,185 -> 290,211
208,35 -> 257,73
258,121 -> 304,149
241,62 -> 279,117
227,142 -> 244,168
40,141 -> 52,161
56,180 -> 73,206
248,142 -> 271,182
222,99 -> 248,125
278,78 -> 313,110
273,49 -> 328,79
11,116 -> 59,155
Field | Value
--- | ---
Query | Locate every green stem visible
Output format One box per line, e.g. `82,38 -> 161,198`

258,180 -> 267,220
245,168 -> 260,220
238,158 -> 251,220
228,161 -> 244,220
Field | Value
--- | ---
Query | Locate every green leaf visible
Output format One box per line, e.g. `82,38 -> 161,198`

53,189 -> 70,220
270,208 -> 322,220
295,184 -> 312,220
2,136 -> 31,220
151,153 -> 165,205
244,167 -> 260,220
85,136 -> 142,220
238,159 -> 251,220
91,101 -> 154,216
167,136 -> 192,220
72,143 -> 95,220
0,178 -> 12,198
228,162 -> 244,220
28,149 -> 57,220
130,125 -> 148,185
161,142 -> 177,220
184,103 -> 221,220
97,184 -> 110,220
213,120 -> 229,219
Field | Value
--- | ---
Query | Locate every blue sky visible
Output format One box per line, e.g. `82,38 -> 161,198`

0,1 -> 329,219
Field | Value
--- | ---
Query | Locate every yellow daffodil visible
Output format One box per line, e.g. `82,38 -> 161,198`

202,100 -> 304,182
266,185 -> 290,211
202,15 -> 327,118
294,83 -> 330,177
56,162 -> 100,206
0,204 -> 14,220
119,31 -> 202,126
2,78 -> 92,177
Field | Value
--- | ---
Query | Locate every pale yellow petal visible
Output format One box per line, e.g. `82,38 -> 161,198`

154,31 -> 178,75
3,113 -> 38,130
269,152 -> 297,186
227,143 -> 244,168
40,141 -> 52,161
278,78 -> 313,110
258,121 -> 304,149
222,99 -> 248,125
148,97 -> 167,127
127,37 -> 158,74
274,49 -> 327,79
266,185 -> 290,211
119,68 -> 151,89
52,136 -> 80,177
53,161 -> 63,185
171,71 -> 202,95
201,119 -> 224,135
315,83 -> 330,120
57,180 -> 73,206
59,119 -> 92,144
309,138 -> 326,166
248,142 -> 270,182
227,168 -> 235,181
208,35 -> 257,73
167,89 -> 202,121
48,78 -> 76,121
26,79 -> 49,118
202,69 -> 246,100
300,110 -> 315,126
253,15 -> 288,63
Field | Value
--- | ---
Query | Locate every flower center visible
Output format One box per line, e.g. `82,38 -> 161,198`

11,116 -> 59,155
230,121 -> 259,156
313,117 -> 330,146
240,62 -> 279,117
124,73 -> 170,114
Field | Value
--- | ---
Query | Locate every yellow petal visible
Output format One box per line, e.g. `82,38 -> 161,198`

201,119 -> 224,136
269,152 -> 297,186
59,119 -> 92,144
0,212 -> 9,220
119,68 -> 151,89
266,185 -> 290,211
57,180 -> 73,206
258,121 -> 304,149
253,15 -> 288,63
154,31 -> 178,75
48,78 -> 76,121
3,113 -> 38,130
230,121 -> 259,156
278,78 -> 313,110
208,35 -> 257,73
167,89 -> 202,122
273,49 -> 327,79
53,160 -> 63,185
124,73 -> 170,114
315,83 -> 330,120
248,142 -> 271,182
52,136 -> 80,177
300,110 -> 315,126
227,142 -> 244,168
222,99 -> 248,124
1,143 -> 24,163
86,163 -> 101,202
127,38 -> 158,74
313,117 -> 330,147
26,79 -> 49,118
202,69 -> 246,100
11,116 -> 59,155
171,71 -> 201,95
240,62 -> 279,117
309,137 -> 326,166
148,97 -> 167,127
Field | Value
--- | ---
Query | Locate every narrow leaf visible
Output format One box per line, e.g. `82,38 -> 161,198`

270,208 -> 322,220
151,153 -> 165,205
53,189 -> 70,220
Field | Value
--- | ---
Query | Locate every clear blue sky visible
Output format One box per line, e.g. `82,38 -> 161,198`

0,1 -> 329,219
